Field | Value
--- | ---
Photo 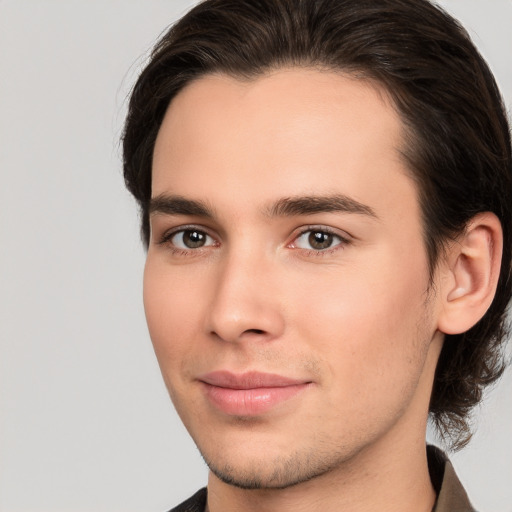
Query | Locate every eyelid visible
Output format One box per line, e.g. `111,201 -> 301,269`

288,225 -> 352,251
157,224 -> 219,247
154,222 -> 351,255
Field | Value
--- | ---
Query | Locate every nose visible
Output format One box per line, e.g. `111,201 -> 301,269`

205,250 -> 285,344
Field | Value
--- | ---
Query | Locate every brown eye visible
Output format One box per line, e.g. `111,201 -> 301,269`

293,229 -> 346,251
308,231 -> 334,250
170,229 -> 214,249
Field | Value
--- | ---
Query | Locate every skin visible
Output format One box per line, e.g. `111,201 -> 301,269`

144,69 -> 498,512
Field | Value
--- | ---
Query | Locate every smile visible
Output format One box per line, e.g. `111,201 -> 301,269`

198,371 -> 312,416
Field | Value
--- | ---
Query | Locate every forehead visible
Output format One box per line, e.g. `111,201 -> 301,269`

152,68 -> 418,224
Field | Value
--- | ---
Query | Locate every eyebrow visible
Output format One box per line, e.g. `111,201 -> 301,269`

149,195 -> 215,218
266,194 -> 377,219
148,193 -> 377,220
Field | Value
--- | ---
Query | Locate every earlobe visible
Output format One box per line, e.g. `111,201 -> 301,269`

437,212 -> 503,335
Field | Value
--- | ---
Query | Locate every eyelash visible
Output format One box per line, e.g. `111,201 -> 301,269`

157,225 -> 351,257
158,225 -> 218,256
289,226 -> 351,256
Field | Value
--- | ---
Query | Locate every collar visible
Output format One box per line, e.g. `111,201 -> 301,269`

428,445 -> 476,512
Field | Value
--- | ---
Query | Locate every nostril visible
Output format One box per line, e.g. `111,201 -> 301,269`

244,329 -> 265,335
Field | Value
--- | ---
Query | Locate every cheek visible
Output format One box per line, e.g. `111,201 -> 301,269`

290,251 -> 432,394
142,258 -> 206,375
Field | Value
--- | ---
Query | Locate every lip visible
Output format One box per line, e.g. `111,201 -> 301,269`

198,371 -> 312,416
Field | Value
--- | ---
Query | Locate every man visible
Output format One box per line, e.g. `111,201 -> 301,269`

122,0 -> 512,510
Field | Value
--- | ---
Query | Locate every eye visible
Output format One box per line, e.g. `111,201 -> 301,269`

168,229 -> 216,249
292,229 -> 346,251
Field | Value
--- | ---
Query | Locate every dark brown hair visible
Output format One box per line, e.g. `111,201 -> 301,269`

122,0 -> 512,449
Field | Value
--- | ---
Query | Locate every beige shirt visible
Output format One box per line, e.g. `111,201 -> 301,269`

429,445 -> 475,512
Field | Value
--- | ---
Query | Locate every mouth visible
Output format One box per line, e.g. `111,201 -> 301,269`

198,371 -> 313,416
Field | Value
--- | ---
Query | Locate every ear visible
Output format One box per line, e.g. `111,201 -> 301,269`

437,212 -> 503,335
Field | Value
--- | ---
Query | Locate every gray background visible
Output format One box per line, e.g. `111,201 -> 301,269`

0,1 -> 510,511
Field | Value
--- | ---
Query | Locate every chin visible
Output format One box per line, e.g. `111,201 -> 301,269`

200,444 -> 344,490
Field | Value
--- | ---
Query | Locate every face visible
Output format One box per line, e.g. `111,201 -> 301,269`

145,69 -> 444,489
